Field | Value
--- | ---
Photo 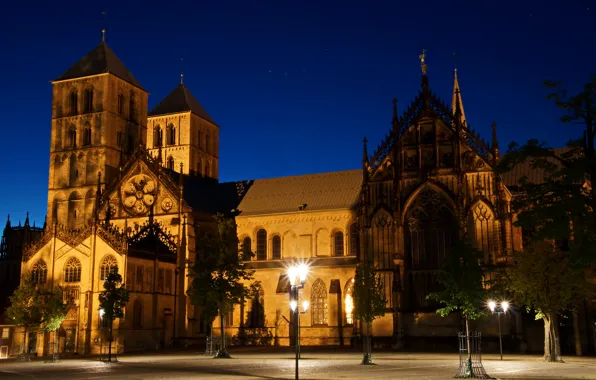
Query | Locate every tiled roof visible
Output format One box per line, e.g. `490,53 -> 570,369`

55,41 -> 144,90
237,170 -> 362,216
499,148 -> 572,190
149,84 -> 216,124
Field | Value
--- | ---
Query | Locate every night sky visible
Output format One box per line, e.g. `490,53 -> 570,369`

1,0 -> 595,229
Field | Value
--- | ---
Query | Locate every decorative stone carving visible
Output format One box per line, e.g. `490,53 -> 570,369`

121,174 -> 157,215
161,197 -> 173,212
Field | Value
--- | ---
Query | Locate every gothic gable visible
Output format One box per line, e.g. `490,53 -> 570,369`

127,219 -> 177,263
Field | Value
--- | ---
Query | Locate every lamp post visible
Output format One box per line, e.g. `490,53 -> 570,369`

488,300 -> 509,360
287,263 -> 309,380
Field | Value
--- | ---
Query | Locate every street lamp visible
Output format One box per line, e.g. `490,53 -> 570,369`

288,263 -> 309,380
488,300 -> 509,360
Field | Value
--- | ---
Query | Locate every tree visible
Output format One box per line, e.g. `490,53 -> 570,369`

352,254 -> 387,365
6,278 -> 43,360
426,240 -> 486,376
39,286 -> 72,361
506,242 -> 589,362
98,272 -> 129,362
188,213 -> 254,358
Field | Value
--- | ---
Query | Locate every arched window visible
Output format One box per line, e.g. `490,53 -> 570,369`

132,299 -> 142,329
197,129 -> 202,149
117,93 -> 124,114
272,235 -> 281,260
154,127 -> 163,147
129,92 -> 136,121
241,237 -> 252,259
31,260 -> 48,285
83,125 -> 91,146
69,90 -> 78,114
83,88 -> 94,113
248,283 -> 265,327
167,156 -> 174,170
205,132 -> 210,154
344,278 -> 355,325
349,223 -> 360,256
68,126 -> 77,147
311,279 -> 328,325
204,161 -> 210,177
99,255 -> 118,280
256,229 -> 267,260
167,124 -> 176,145
333,231 -> 344,256
64,257 -> 82,283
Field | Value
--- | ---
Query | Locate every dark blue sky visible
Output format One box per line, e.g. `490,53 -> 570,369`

1,0 -> 595,228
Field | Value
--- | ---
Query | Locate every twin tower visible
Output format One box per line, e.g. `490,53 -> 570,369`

47,40 -> 219,230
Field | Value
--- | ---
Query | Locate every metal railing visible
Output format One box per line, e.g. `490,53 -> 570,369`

205,336 -> 220,355
455,332 -> 490,379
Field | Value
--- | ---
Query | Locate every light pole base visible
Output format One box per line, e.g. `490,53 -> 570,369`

361,353 -> 374,365
215,349 -> 232,359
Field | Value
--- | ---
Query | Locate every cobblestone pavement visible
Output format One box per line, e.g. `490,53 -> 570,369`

1,349 -> 595,379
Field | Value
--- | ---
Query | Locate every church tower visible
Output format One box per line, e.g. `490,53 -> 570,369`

48,38 -> 148,229
147,83 -> 219,179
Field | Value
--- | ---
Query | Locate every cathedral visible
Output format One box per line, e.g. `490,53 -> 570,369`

3,38 -> 594,357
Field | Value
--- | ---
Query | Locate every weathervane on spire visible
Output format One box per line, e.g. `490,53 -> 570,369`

101,10 -> 107,42
180,57 -> 184,84
419,49 -> 428,75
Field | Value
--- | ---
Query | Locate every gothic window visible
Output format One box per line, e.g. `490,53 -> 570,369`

83,88 -> 94,113
83,125 -> 91,146
132,299 -> 142,329
349,223 -> 359,256
68,126 -> 77,148
31,260 -> 48,285
167,124 -> 176,145
371,210 -> 395,268
311,279 -> 328,325
126,133 -> 134,154
64,257 -> 82,283
154,127 -> 163,147
271,235 -> 281,260
158,268 -> 165,293
248,284 -> 265,327
242,237 -> 252,259
117,93 -> 124,114
469,202 -> 495,263
69,90 -> 78,115
344,278 -> 355,325
225,307 -> 234,326
136,265 -> 144,292
167,156 -> 174,170
165,269 -> 172,294
116,131 -> 123,147
256,229 -> 267,260
333,231 -> 344,256
99,255 -> 118,280
129,92 -> 136,121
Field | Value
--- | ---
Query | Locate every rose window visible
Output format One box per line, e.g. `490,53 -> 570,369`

121,174 -> 157,215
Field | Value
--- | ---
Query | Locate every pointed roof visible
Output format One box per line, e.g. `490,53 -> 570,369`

148,84 -> 216,124
55,41 -> 144,90
451,68 -> 466,125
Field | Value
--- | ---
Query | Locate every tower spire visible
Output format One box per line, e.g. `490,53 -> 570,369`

452,68 -> 466,126
180,57 -> 184,85
101,10 -> 107,42
24,211 -> 30,228
492,121 -> 500,165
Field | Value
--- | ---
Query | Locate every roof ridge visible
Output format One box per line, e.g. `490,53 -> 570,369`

248,168 -> 361,182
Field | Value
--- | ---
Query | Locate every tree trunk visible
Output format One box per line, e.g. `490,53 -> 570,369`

108,318 -> 113,362
544,313 -> 563,362
215,304 -> 230,358
361,321 -> 373,364
573,311 -> 582,356
464,318 -> 472,377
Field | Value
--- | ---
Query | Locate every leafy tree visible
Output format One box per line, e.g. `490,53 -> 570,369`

506,242 -> 589,362
5,278 -> 43,359
98,272 -> 129,362
39,286 -> 72,360
496,76 -> 596,265
188,213 -> 254,358
426,240 -> 486,375
353,253 -> 387,365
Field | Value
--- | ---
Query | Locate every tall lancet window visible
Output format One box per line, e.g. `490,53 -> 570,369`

311,279 -> 328,325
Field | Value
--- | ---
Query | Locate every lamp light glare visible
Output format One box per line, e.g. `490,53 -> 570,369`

99,308 -> 105,318
488,300 -> 496,312
290,300 -> 297,312
298,263 -> 308,284
302,300 -> 309,312
288,267 -> 297,286
502,301 -> 509,313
